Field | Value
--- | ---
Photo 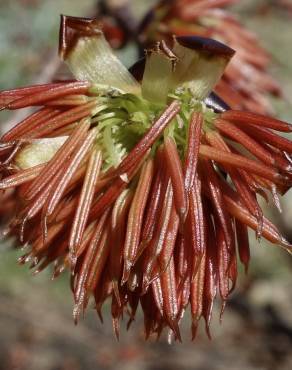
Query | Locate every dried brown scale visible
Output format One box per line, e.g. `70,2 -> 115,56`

59,15 -> 102,60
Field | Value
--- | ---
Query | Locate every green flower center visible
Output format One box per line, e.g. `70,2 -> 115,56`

89,86 -> 218,171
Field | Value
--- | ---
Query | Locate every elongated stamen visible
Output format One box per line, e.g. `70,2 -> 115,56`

112,100 -> 181,177
0,163 -> 45,189
185,176 -> 206,278
69,148 -> 102,256
190,251 -> 206,340
1,108 -> 61,142
217,226 -> 230,303
122,158 -> 154,284
164,136 -> 187,224
219,180 -> 291,250
0,81 -> 75,97
140,149 -> 164,247
221,110 -> 292,132
235,220 -> 250,274
141,179 -> 173,292
152,277 -> 164,317
157,204 -> 179,273
237,123 -> 292,154
73,210 -> 110,321
160,257 -> 181,342
41,95 -> 89,106
89,155 -> 145,221
2,81 -> 90,110
18,174 -> 60,241
109,189 -> 133,305
29,101 -> 97,138
206,130 -> 264,237
184,112 -> 203,193
24,119 -> 90,200
199,145 -> 284,183
43,128 -> 97,220
215,118 -> 277,166
202,159 -> 233,251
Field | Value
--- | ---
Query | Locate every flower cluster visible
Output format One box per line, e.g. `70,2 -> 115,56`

0,16 -> 291,341
139,0 -> 282,114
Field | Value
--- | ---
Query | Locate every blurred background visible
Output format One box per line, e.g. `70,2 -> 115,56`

0,0 -> 292,369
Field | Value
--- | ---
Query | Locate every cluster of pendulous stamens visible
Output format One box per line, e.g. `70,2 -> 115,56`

139,0 -> 282,114
0,14 -> 292,341
1,78 -> 292,340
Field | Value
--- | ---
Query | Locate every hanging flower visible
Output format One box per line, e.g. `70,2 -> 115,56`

0,15 -> 291,341
139,0 -> 282,115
